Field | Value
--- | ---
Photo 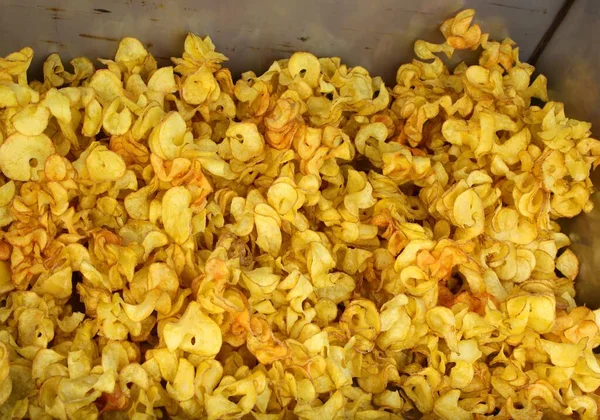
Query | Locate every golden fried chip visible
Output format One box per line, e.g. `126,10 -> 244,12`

0,132 -> 55,181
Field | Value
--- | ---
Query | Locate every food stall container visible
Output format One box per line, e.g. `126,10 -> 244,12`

0,0 -> 599,307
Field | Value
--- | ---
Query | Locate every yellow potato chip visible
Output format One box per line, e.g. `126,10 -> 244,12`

163,301 -> 222,356
148,111 -> 192,160
0,132 -> 55,181
162,186 -> 193,244
88,69 -> 124,104
85,144 -> 127,181
10,104 -> 51,136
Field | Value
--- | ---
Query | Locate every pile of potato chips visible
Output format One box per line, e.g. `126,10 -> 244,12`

1,8 -> 600,419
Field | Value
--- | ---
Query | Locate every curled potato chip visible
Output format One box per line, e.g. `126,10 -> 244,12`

31,265 -> 72,299
149,111 -> 193,160
89,69 -> 124,104
115,37 -> 148,71
85,144 -> 127,181
163,301 -> 222,356
103,97 -> 133,135
0,342 -> 11,406
42,88 -> 72,123
0,132 -> 55,181
227,122 -> 265,162
254,203 -> 282,256
65,56 -> 95,86
340,299 -> 380,346
83,97 -> 103,137
440,9 -> 482,50
162,186 -> 193,244
434,389 -> 473,420
453,189 -> 484,239
288,52 -> 321,88
10,104 -> 50,136
182,68 -> 221,105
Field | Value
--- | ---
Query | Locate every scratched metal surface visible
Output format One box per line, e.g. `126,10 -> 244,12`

0,0 -> 562,83
534,0 -> 600,308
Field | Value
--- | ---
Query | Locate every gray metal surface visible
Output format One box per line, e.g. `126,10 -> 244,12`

535,0 -> 599,133
534,0 -> 600,308
0,0 -> 563,83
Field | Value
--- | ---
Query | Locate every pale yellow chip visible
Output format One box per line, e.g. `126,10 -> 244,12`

10,104 -> 51,136
85,144 -> 127,181
0,132 -> 55,181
